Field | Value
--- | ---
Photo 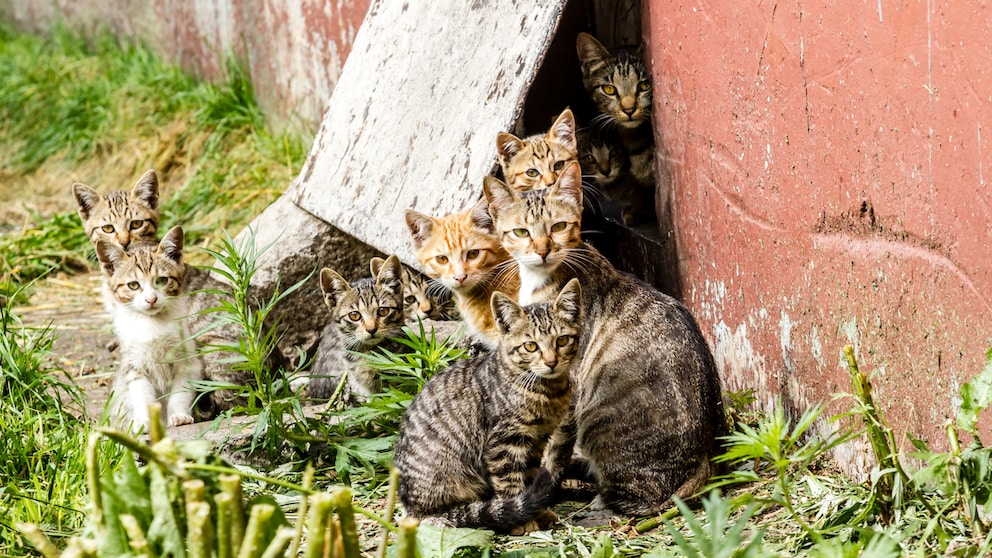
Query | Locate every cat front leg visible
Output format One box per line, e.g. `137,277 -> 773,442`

541,410 -> 578,484
120,375 -> 157,434
166,353 -> 201,427
346,365 -> 381,401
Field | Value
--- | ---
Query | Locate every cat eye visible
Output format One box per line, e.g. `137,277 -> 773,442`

154,277 -> 170,287
523,341 -> 539,352
601,84 -> 617,95
580,154 -> 595,164
347,310 -> 361,321
404,295 -> 416,304
435,255 -> 449,264
555,335 -> 574,348
638,81 -> 651,92
512,228 -> 530,238
465,249 -> 480,260
550,222 -> 568,233
553,161 -> 566,171
127,281 -> 140,290
376,307 -> 393,317
129,220 -> 144,230
101,224 -> 115,233
525,169 -> 540,178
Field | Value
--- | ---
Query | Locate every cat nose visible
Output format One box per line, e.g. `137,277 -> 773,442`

622,106 -> 637,117
544,355 -> 558,370
145,294 -> 157,306
420,301 -> 433,313
118,233 -> 130,248
366,324 -> 378,335
535,245 -> 550,260
454,274 -> 467,284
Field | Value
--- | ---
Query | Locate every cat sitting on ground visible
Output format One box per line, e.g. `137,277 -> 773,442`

405,200 -> 518,349
95,225 -> 201,433
497,108 -> 578,192
307,255 -> 406,402
484,161 -> 725,516
576,32 -> 656,225
393,279 -> 582,533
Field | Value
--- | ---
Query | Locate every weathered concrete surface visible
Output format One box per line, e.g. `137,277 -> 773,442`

0,0 -> 369,133
646,0 -> 992,478
290,0 -> 568,264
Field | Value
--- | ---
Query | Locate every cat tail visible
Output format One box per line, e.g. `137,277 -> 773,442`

437,468 -> 557,533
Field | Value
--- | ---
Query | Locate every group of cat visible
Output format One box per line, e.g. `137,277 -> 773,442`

387,33 -> 725,532
66,31 -> 723,534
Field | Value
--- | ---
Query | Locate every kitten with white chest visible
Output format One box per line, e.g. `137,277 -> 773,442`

95,226 -> 201,433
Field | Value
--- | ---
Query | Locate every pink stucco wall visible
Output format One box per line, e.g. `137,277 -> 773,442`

646,0 -> 992,475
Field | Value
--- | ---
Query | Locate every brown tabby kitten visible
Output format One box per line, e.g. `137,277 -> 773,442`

369,257 -> 455,323
308,255 -> 406,401
497,108 -> 578,192
576,32 -> 656,224
484,161 -> 725,515
393,279 -> 582,533
577,126 -> 626,191
95,226 -> 200,433
405,200 -> 518,349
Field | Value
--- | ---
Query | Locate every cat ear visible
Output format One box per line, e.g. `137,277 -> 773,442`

576,32 -> 610,68
320,267 -> 351,310
549,161 -> 584,208
405,210 -> 437,249
490,291 -> 525,335
554,278 -> 582,323
369,256 -> 385,277
468,197 -> 494,232
158,225 -> 184,264
95,239 -> 125,276
72,182 -> 101,221
132,169 -> 160,210
496,132 -> 524,164
482,176 -> 517,220
375,255 -> 403,296
547,108 -> 576,149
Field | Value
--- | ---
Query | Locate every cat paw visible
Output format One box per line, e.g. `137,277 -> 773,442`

590,494 -> 609,511
168,413 -> 194,427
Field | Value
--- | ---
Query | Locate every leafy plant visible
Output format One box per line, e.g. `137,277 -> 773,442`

655,492 -> 770,558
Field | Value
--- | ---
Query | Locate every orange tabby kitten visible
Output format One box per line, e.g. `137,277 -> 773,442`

405,200 -> 518,348
497,108 -> 578,192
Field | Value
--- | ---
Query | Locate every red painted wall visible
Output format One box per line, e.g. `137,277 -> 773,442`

646,0 -> 992,476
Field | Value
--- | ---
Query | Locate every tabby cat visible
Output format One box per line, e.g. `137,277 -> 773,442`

369,256 -> 455,323
308,255 -> 406,401
576,126 -> 626,191
576,32 -> 656,225
497,108 -> 578,192
393,279 -> 582,533
484,161 -> 725,515
95,225 -> 201,433
405,200 -> 518,348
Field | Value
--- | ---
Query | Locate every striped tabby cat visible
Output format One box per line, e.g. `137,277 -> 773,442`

497,108 -> 578,192
405,200 -> 518,348
576,32 -> 656,225
369,256 -> 455,323
308,255 -> 406,401
95,226 -> 201,433
484,161 -> 725,515
393,279 -> 582,533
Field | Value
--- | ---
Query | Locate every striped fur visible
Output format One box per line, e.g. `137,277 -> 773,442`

393,280 -> 582,532
308,255 -> 405,401
370,257 -> 456,323
497,108 -> 578,192
485,162 -> 726,515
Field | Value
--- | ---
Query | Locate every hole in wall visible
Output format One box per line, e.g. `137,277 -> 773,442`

511,0 -> 683,299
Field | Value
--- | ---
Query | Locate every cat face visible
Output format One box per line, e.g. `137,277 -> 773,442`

370,257 -> 451,322
491,278 -> 582,378
577,126 -> 626,188
73,169 -> 160,249
497,108 -> 578,192
320,254 -> 405,348
405,200 -> 510,293
576,33 -> 652,130
484,162 -> 584,277
96,225 -> 185,315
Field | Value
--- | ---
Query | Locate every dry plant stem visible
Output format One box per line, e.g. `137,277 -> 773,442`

98,428 -> 191,479
304,493 -> 335,558
120,514 -> 151,555
334,487 -> 362,558
14,523 -> 59,558
185,479 -> 206,504
260,527 -> 295,558
376,469 -> 401,558
634,503 -> 681,533
220,474 -> 247,557
288,465 -> 316,558
396,517 -> 419,558
216,492 -> 234,558
237,503 -> 276,558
